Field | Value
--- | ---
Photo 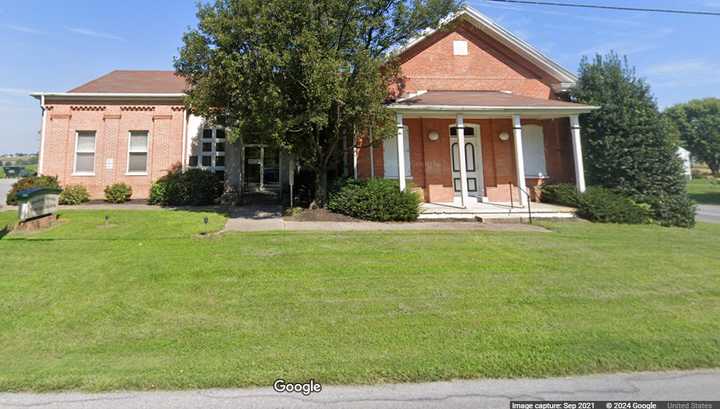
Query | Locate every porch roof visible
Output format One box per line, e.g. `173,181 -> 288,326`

387,91 -> 599,117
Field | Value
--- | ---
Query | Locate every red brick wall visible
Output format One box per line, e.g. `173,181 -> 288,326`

397,21 -> 556,98
41,101 -> 185,199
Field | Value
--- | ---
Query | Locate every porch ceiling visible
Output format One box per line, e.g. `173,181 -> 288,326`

387,91 -> 599,118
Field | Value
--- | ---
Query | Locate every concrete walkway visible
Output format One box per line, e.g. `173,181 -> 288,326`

697,204 -> 720,224
0,370 -> 717,409
223,205 -> 548,232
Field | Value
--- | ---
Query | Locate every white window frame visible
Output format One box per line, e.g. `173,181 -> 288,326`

73,131 -> 96,176
521,124 -> 547,178
194,127 -> 226,172
126,130 -> 150,176
383,125 -> 412,179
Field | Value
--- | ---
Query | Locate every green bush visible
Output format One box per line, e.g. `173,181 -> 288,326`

5,175 -> 60,205
149,168 -> 223,206
643,193 -> 696,228
540,183 -> 581,207
104,183 -> 133,203
59,184 -> 90,205
148,180 -> 168,205
576,187 -> 651,224
328,179 -> 421,222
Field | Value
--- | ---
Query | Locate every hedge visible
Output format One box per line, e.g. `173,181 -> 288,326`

328,179 -> 421,222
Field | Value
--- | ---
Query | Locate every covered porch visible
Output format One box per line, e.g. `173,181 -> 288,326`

359,91 -> 598,211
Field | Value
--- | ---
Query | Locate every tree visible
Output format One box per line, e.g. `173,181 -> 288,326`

570,53 -> 695,227
175,0 -> 460,205
664,98 -> 720,176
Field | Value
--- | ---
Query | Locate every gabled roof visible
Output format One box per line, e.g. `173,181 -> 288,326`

68,70 -> 187,93
396,6 -> 577,91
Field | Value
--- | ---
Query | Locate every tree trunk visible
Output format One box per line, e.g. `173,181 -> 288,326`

310,167 -> 328,209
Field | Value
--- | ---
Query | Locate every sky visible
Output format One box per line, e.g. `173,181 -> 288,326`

1,0 -> 719,154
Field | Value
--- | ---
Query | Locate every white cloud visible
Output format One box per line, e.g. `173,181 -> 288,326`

65,27 -> 125,41
0,87 -> 32,96
645,59 -> 720,88
577,28 -> 674,58
646,60 -> 714,76
1,24 -> 44,34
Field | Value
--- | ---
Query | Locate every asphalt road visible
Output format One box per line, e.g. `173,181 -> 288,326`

0,370 -> 718,409
697,204 -> 720,224
0,178 -> 17,208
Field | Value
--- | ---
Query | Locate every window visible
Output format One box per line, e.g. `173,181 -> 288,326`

453,40 -> 468,56
521,124 -> 547,177
383,126 -> 411,178
191,127 -> 226,172
127,131 -> 149,174
74,131 -> 96,175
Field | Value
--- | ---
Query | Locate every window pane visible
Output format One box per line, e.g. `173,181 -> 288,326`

189,156 -> 198,167
203,129 -> 213,139
216,129 -> 225,140
129,132 -> 148,152
128,153 -> 147,173
75,152 -> 94,173
521,125 -> 547,177
202,142 -> 213,152
215,142 -> 225,152
215,156 -> 225,167
465,143 -> 476,172
201,155 -> 212,166
77,133 -> 95,152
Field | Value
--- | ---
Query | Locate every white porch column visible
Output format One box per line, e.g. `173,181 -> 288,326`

369,127 -> 375,178
396,113 -> 406,191
512,114 -> 528,207
570,115 -> 587,193
456,114 -> 469,208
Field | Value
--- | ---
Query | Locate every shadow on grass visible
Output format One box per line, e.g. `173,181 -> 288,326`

689,192 -> 720,206
0,225 -> 10,240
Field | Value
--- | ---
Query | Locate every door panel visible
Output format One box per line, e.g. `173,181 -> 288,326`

450,133 -> 483,197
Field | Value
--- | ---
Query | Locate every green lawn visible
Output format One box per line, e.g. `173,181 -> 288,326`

689,178 -> 720,205
0,210 -> 719,392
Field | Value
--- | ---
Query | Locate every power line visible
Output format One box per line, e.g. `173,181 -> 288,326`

485,0 -> 720,16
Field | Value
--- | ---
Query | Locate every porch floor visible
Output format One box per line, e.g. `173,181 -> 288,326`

420,200 -> 576,221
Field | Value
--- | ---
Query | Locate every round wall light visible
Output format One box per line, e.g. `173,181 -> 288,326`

427,130 -> 440,141
498,131 -> 510,142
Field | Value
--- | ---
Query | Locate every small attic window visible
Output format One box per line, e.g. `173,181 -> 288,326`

453,40 -> 468,56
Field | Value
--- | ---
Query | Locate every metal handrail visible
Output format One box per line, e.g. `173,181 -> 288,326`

510,183 -> 533,224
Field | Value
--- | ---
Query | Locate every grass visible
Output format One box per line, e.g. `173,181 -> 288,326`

0,209 -> 719,392
688,178 -> 720,205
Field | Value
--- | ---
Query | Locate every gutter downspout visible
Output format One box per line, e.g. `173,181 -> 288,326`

37,95 -> 47,175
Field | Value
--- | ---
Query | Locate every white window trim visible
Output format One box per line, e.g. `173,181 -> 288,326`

72,131 -> 96,176
126,130 -> 150,176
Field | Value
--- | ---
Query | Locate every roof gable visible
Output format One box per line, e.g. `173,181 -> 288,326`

396,6 -> 577,90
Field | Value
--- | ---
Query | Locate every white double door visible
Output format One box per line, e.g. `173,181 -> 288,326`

450,126 -> 484,200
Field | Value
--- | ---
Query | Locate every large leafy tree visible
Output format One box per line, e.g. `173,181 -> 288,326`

175,0 -> 460,205
571,53 -> 695,227
664,98 -> 720,176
